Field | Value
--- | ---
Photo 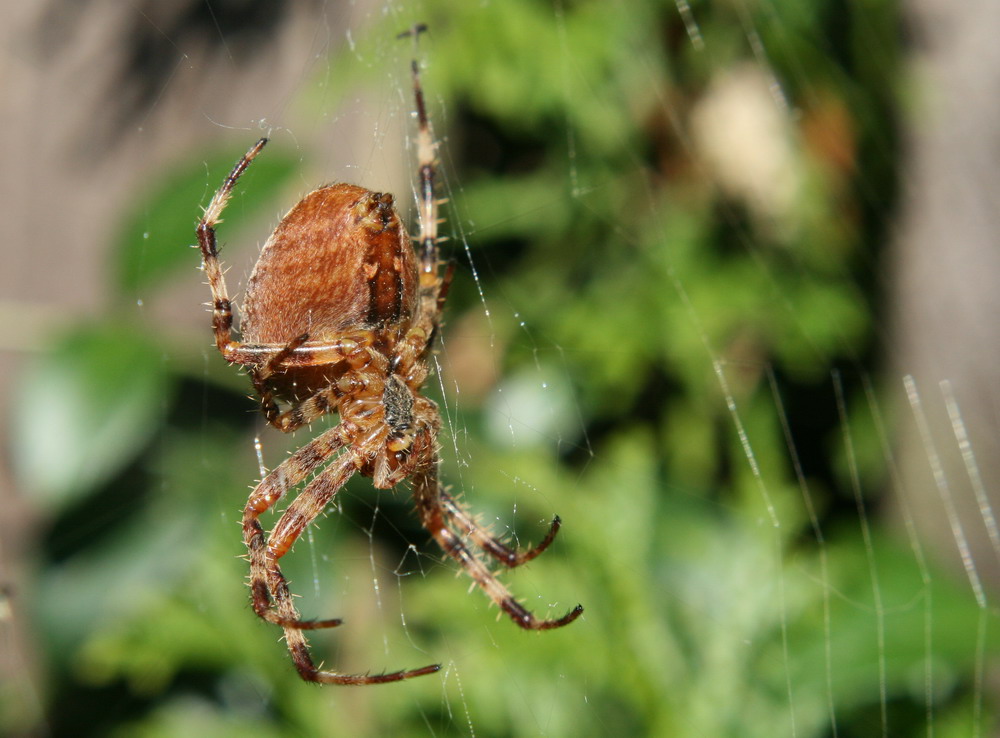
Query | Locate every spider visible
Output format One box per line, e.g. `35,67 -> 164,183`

193,26 -> 582,685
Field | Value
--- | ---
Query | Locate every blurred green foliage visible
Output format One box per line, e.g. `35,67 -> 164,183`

8,1 -> 998,736
116,147 -> 300,295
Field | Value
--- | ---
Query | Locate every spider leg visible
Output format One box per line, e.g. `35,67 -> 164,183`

394,33 -> 454,383
256,332 -> 311,382
243,424 -> 348,628
436,261 -> 455,314
196,138 -> 268,357
263,385 -> 342,434
249,333 -> 309,427
413,465 -> 583,630
402,23 -> 452,356
402,25 -> 439,286
246,439 -> 440,684
439,489 -> 562,568
244,334 -> 387,433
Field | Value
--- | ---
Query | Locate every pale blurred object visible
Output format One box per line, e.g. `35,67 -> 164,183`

690,65 -> 803,237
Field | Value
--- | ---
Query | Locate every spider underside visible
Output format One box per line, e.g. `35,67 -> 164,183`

193,28 -> 581,685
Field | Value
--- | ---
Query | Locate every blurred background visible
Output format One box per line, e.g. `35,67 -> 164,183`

3,0 -> 1000,735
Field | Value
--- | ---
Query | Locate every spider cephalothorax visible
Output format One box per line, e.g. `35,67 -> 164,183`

193,26 -> 581,685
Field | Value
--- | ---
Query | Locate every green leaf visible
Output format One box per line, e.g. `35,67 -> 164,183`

10,323 -> 171,510
116,144 -> 299,296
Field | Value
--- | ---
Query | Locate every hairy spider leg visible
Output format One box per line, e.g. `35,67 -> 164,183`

399,25 -> 451,365
439,489 -> 563,568
195,137 -> 267,359
250,332 -> 310,427
247,447 -> 440,684
243,424 -> 349,629
413,467 -> 583,630
400,24 -> 439,283
400,23 -> 581,630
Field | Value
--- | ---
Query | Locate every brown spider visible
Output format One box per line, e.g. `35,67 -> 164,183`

193,26 -> 582,685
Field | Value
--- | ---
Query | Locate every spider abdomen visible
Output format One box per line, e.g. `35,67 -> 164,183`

241,184 -> 419,344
